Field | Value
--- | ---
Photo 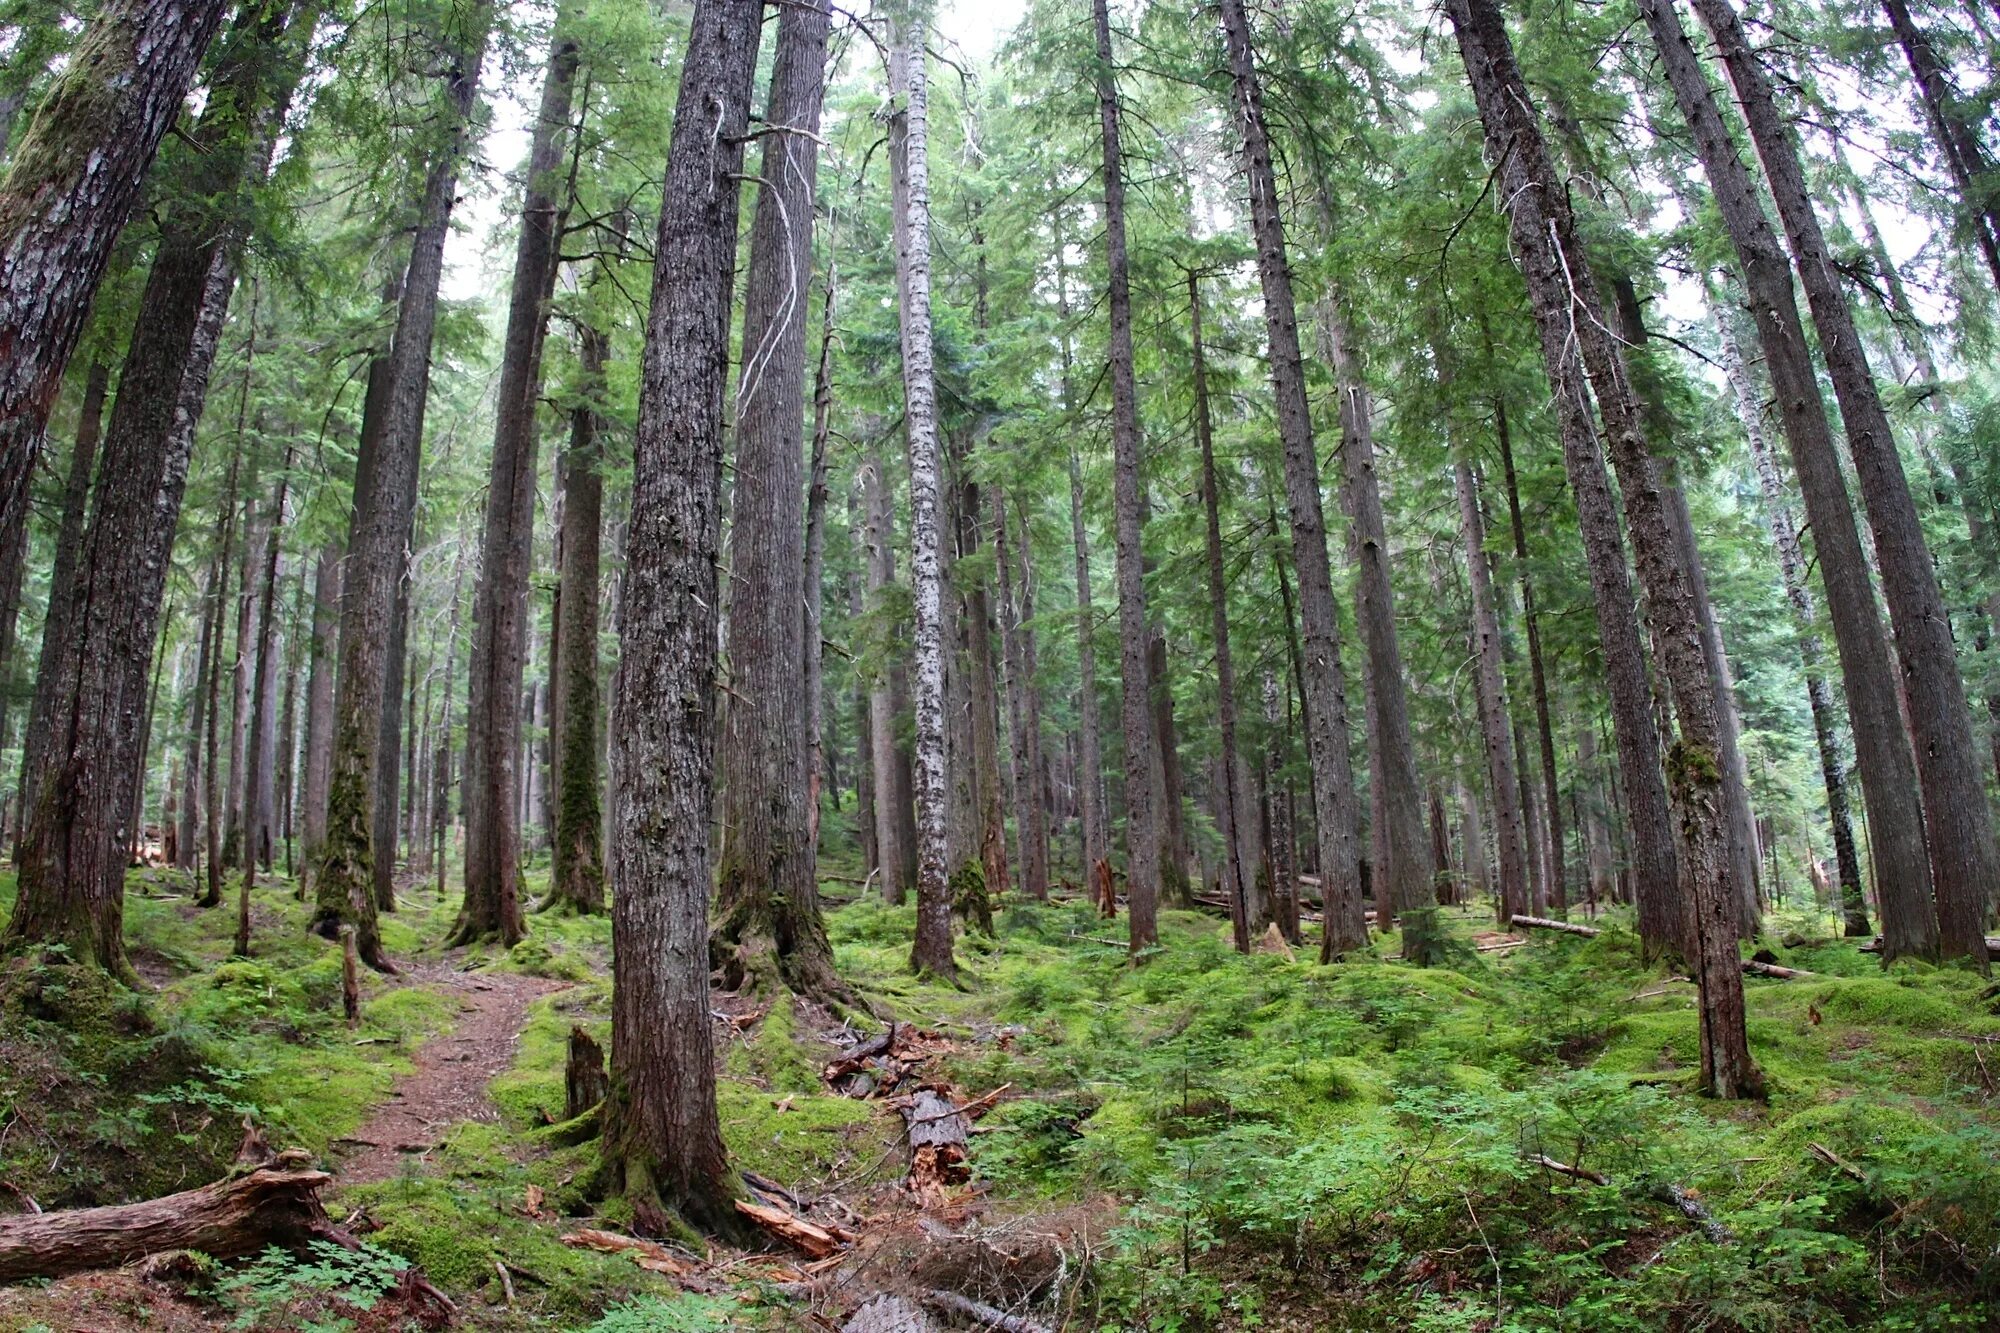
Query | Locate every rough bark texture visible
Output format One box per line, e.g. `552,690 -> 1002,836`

1643,0 -> 1936,957
299,542 -> 340,872
1324,298 -> 1431,924
1718,305 -> 1870,938
1055,221 -> 1107,886
714,0 -> 843,1000
548,322 -> 606,916
8,1 -> 299,975
0,0 -> 230,545
1694,0 -> 1994,970
1218,0 -> 1366,957
1091,0 -> 1164,951
314,6 -> 489,969
601,0 -> 759,1241
861,449 -> 914,905
885,17 -> 955,981
1191,275 -> 1251,948
1454,459 -> 1531,925
239,457 -> 290,922
1448,0 -> 1761,1094
958,472 -> 1010,904
458,8 -> 578,950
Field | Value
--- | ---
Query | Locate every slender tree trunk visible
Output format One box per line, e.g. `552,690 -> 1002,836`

1449,0 -> 1762,1095
861,449 -> 910,906
1090,0 -> 1164,951
370,566 -> 409,913
314,5 -> 490,970
1262,670 -> 1300,939
179,567 -> 218,876
1643,0 -> 1942,959
602,0 -> 758,1241
1492,395 -> 1566,915
299,543 -> 340,876
805,237 -> 839,853
0,0 -> 230,545
1696,0 -> 1994,969
1054,220 -> 1108,885
887,13 -> 956,980
457,6 -> 578,950
1191,274 -> 1251,949
204,438 -> 245,916
994,492 -> 1050,901
548,320 -> 606,916
237,453 -> 290,950
713,0 -> 844,998
1881,0 -> 2000,290
1454,459 -> 1531,925
1218,0 -> 1366,957
1322,296 -> 1432,925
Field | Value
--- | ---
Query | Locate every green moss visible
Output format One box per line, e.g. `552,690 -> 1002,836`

717,1083 -> 881,1185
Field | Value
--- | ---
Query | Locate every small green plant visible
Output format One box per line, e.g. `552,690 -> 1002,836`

583,1291 -> 737,1332
217,1240 -> 406,1330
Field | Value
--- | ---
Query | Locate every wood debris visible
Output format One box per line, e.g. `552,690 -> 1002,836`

560,1227 -> 702,1277
824,1022 -> 960,1098
732,1197 -> 855,1259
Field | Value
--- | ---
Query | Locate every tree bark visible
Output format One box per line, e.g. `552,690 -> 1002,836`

713,0 -> 843,1000
457,5 -> 578,950
1454,458 -> 1531,925
1448,0 -> 1761,1094
1053,217 -> 1107,885
0,0 -> 230,546
1191,274 -> 1251,949
1881,0 -> 2000,291
601,0 -> 759,1241
1323,296 -> 1432,926
1091,0 -> 1164,952
548,320 -> 606,916
887,15 -> 956,981
994,491 -> 1051,901
313,4 -> 490,970
861,448 -> 913,906
1217,0 -> 1366,958
7,1 -> 300,975
298,542 -> 340,876
238,451 -> 290,949
1695,0 -> 1994,970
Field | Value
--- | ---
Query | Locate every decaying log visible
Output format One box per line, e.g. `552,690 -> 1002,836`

734,1198 -> 853,1259
564,1025 -> 609,1120
922,1287 -> 1053,1333
1860,935 -> 2000,958
844,1292 -> 936,1333
1653,1182 -> 1732,1243
1510,914 -> 1600,937
560,1226 -> 700,1277
903,1089 -> 971,1203
824,1022 -> 899,1083
0,1154 -> 331,1282
1741,958 -> 1813,979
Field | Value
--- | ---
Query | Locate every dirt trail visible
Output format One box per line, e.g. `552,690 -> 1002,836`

335,962 -> 565,1187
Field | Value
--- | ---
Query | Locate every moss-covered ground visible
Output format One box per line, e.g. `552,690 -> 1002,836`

1,864 -> 1997,1330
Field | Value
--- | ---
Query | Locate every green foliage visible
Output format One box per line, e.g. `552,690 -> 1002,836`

583,1292 -> 738,1333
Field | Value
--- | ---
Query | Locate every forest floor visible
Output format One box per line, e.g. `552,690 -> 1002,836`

0,861 -> 1998,1331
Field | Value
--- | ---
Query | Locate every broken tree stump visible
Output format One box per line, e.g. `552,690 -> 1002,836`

0,1154 -> 331,1282
565,1026 -> 609,1121
902,1089 -> 970,1204
1094,858 -> 1117,919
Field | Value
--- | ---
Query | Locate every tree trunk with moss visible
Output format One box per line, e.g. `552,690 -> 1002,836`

547,320 -> 606,917
313,4 -> 489,970
600,0 -> 759,1243
0,0 -> 230,548
713,0 -> 844,1001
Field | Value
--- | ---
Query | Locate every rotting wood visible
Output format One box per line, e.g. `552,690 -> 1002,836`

560,1227 -> 701,1276
844,1292 -> 935,1333
733,1197 -> 853,1258
564,1025 -> 608,1120
923,1287 -> 1053,1333
0,1153 -> 330,1281
903,1088 -> 971,1204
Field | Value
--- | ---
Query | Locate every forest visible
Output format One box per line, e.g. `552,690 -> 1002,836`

0,0 -> 1997,1325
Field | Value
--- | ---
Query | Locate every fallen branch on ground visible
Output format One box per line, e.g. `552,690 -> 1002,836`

1528,1154 -> 1609,1186
923,1287 -> 1053,1333
733,1198 -> 854,1259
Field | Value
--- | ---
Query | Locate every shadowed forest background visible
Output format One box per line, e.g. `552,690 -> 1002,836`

0,0 -> 1998,1326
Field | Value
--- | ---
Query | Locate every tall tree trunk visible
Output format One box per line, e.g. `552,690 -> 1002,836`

238,453 -> 290,948
1454,458 -> 1531,925
994,492 -> 1051,901
713,0 -> 844,999
960,475 -> 1011,904
861,448 -> 911,906
548,320 -> 606,916
1191,274 -> 1251,949
6,1 -> 300,975
602,0 -> 758,1242
204,429 -> 247,915
179,567 -> 217,875
1643,0 -> 1943,960
1218,0 -> 1366,956
0,0 -> 230,545
313,3 -> 490,970
1492,394 -> 1566,915
1717,304 -> 1871,937
887,14 -> 956,981
370,556 -> 409,913
805,238 -> 839,852
1696,0 -> 1994,969
1090,0 -> 1164,951
1881,0 -> 2000,291
1322,296 -> 1432,925
1054,219 -> 1107,885
1262,669 -> 1299,939
457,5 -> 579,950
299,543 -> 340,876
1449,0 -> 1763,1095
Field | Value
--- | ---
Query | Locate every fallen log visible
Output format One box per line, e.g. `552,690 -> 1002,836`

1859,935 -> 2000,959
0,1154 -> 330,1282
824,1021 -> 899,1083
1742,958 -> 1813,980
903,1089 -> 970,1204
922,1287 -> 1052,1333
734,1198 -> 852,1259
845,1292 -> 935,1333
1510,914 -> 1600,937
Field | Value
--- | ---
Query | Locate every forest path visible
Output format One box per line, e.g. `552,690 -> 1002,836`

334,960 -> 565,1187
